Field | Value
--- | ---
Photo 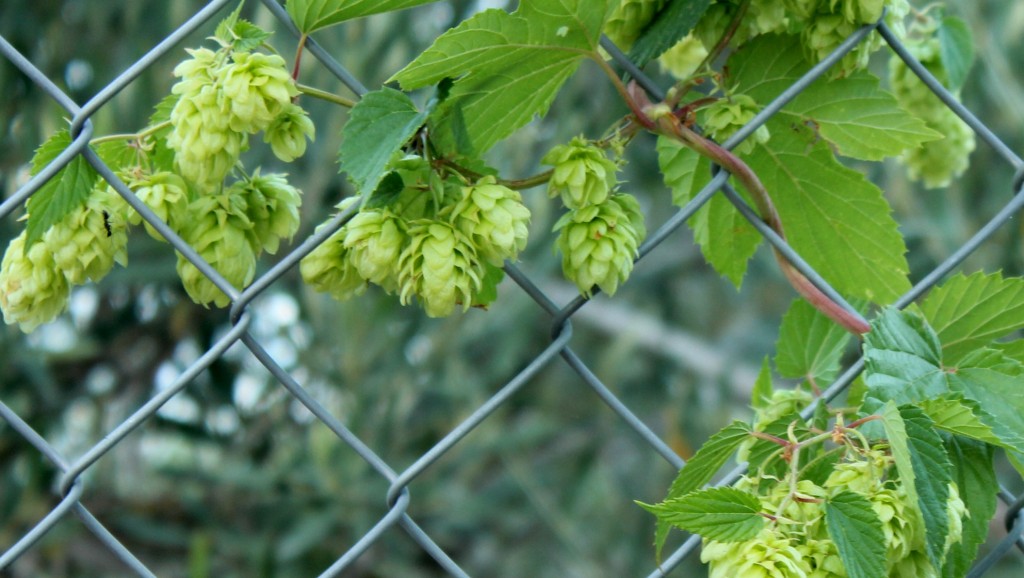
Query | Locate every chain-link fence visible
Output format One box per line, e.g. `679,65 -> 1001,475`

2,1 -> 1024,576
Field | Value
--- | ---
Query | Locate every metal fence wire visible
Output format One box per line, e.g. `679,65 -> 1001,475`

2,1 -> 1024,577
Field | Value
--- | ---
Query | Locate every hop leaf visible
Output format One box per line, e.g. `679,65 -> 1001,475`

175,193 -> 256,307
554,192 -> 646,298
0,232 -> 71,333
543,137 -> 620,209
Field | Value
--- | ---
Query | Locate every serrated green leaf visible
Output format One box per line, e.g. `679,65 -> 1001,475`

654,420 -> 751,559
825,491 -> 887,578
640,487 -> 765,543
942,436 -> 995,578
938,17 -> 974,92
729,34 -> 941,161
474,262 -> 504,307
775,298 -> 853,384
863,308 -> 947,407
949,350 -> 1024,460
656,136 -> 758,286
286,0 -> 442,35
920,271 -> 1024,364
25,131 -> 99,249
95,140 -> 138,172
627,0 -> 712,68
918,395 -> 1024,453
743,126 -> 911,303
214,1 -> 245,45
751,356 -> 773,410
339,88 -> 427,197
390,1 -> 609,155
880,402 -> 951,569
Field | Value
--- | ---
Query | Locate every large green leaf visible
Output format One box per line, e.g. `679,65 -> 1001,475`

656,136 -> 759,287
640,487 -> 765,543
338,87 -> 428,197
25,130 -> 99,249
775,298 -> 853,384
920,271 -> 1024,364
286,0 -> 442,35
652,421 -> 751,559
918,395 -> 1024,453
948,349 -> 1024,459
942,436 -> 996,578
824,491 -> 887,578
743,126 -> 911,303
938,16 -> 974,92
880,403 -> 951,569
729,34 -> 941,161
390,0 -> 610,154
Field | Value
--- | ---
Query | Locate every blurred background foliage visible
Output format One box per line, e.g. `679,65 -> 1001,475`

1,1 -> 1024,576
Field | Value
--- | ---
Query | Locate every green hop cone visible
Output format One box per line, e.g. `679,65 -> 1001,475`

945,481 -> 967,553
219,50 -> 298,134
701,94 -> 771,154
128,171 -> 190,241
555,193 -> 646,298
658,34 -> 709,80
450,176 -> 530,266
797,538 -> 845,578
234,172 -> 302,255
167,48 -> 247,187
823,447 -> 893,495
868,486 -> 917,564
398,221 -> 482,317
828,0 -> 886,25
543,137 -> 620,209
783,0 -> 822,21
343,208 -> 407,291
702,529 -> 807,578
175,193 -> 256,307
264,102 -> 315,162
0,232 -> 71,333
44,185 -> 129,285
301,224 -> 367,302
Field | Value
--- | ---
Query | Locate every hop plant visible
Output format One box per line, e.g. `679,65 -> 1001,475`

543,137 -> 620,209
889,35 -> 975,188
702,528 -> 807,578
0,232 -> 71,333
450,176 -> 530,266
555,193 -> 646,298
701,94 -> 771,154
127,171 -> 190,241
175,193 -> 257,307
234,172 -> 302,255
44,185 -> 129,285
264,102 -> 315,162
398,221 -> 482,317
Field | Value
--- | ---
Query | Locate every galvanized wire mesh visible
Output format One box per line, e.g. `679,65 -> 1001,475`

2,2 -> 1024,576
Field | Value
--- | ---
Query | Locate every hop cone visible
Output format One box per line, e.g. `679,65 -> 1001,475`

167,48 -> 247,186
658,34 -> 709,80
264,102 -> 315,162
702,94 -> 771,154
603,0 -> 666,49
450,176 -> 530,266
398,221 -> 482,317
543,137 -> 619,209
0,232 -> 71,333
702,529 -> 807,578
219,51 -> 297,134
301,224 -> 367,302
175,193 -> 256,307
128,171 -> 189,241
44,185 -> 129,285
234,172 -> 302,255
555,193 -> 646,298
343,208 -> 407,291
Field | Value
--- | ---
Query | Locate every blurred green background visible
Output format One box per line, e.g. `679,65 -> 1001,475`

2,1 -> 1024,576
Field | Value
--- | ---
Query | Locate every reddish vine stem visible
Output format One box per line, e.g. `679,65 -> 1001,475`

627,85 -> 870,335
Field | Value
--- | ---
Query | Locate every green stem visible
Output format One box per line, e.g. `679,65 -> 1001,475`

500,169 -> 554,191
89,120 -> 172,146
296,83 -> 357,108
